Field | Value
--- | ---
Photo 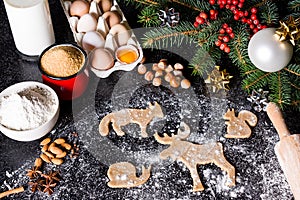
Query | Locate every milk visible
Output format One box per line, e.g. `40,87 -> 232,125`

4,0 -> 55,56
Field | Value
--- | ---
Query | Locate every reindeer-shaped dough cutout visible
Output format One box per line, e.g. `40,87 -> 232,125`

107,162 -> 151,188
154,122 -> 235,192
99,102 -> 164,138
223,109 -> 258,138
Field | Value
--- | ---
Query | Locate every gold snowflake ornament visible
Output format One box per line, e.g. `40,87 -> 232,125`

205,66 -> 233,93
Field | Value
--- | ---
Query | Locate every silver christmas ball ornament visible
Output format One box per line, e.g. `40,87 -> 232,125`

248,28 -> 293,72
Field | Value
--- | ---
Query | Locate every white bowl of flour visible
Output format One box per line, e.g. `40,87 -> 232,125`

0,81 -> 59,141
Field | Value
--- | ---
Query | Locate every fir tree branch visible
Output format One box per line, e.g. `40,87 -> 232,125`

167,0 -> 202,12
242,71 -> 271,91
269,71 -> 291,107
284,64 -> 300,77
259,1 -> 279,25
124,0 -> 159,8
142,22 -> 199,48
288,0 -> 300,12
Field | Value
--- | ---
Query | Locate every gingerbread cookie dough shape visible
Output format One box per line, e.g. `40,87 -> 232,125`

154,122 -> 235,192
107,162 -> 151,188
223,109 -> 258,138
99,102 -> 164,138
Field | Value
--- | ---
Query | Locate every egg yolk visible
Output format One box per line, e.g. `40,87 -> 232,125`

117,49 -> 138,64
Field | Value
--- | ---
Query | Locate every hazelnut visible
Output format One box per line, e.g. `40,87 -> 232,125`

138,64 -> 147,75
144,71 -> 154,81
181,79 -> 191,89
153,77 -> 162,86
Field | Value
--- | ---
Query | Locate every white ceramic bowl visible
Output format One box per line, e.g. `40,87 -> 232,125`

0,81 -> 59,141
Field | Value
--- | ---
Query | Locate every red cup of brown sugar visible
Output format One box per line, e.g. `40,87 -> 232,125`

38,43 -> 89,100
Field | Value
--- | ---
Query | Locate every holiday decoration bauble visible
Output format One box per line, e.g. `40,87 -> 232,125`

248,28 -> 293,72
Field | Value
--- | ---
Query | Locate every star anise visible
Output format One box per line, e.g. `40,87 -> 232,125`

42,178 -> 57,195
26,166 -> 42,179
41,170 -> 60,182
28,178 -> 44,193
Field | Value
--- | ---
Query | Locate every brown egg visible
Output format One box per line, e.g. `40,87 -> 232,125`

70,0 -> 90,17
102,11 -> 121,28
100,0 -> 112,13
91,48 -> 114,71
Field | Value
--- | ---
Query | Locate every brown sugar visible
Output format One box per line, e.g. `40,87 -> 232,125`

40,45 -> 85,77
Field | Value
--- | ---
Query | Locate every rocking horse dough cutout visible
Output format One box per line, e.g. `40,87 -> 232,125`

99,102 -> 164,138
154,122 -> 236,192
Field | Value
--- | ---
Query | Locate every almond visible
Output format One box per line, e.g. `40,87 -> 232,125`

34,158 -> 43,168
45,151 -> 55,159
41,144 -> 48,153
56,151 -> 67,158
61,143 -> 72,150
40,138 -> 51,146
48,142 -> 56,151
51,158 -> 63,165
49,146 -> 63,155
40,153 -> 51,163
54,138 -> 66,144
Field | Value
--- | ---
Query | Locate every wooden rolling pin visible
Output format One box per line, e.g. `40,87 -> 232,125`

266,102 -> 300,200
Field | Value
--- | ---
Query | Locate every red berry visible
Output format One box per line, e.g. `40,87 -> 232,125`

219,4 -> 224,8
241,18 -> 247,23
220,43 -> 226,50
244,11 -> 249,17
194,21 -> 199,28
251,7 -> 258,14
238,2 -> 243,8
223,36 -> 230,42
215,40 -> 222,46
253,19 -> 259,25
219,28 -> 226,34
253,28 -> 259,33
196,16 -> 205,24
251,14 -> 257,20
217,0 -> 221,4
257,24 -> 262,29
224,46 -> 230,53
229,32 -> 235,38
210,16 -> 216,20
234,15 -> 239,20
232,0 -> 238,5
238,11 -> 244,17
225,4 -> 230,9
222,23 -> 229,29
233,10 -> 238,15
200,12 -> 208,19
250,24 -> 255,29
226,27 -> 233,33
209,0 -> 215,5
210,9 -> 216,16
240,0 -> 244,2
227,0 -> 232,4
261,25 -> 267,29
221,0 -> 226,4
230,5 -> 236,11
247,19 -> 252,25
218,35 -> 224,40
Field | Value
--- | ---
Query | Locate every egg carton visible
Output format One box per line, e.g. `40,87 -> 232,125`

60,0 -> 143,78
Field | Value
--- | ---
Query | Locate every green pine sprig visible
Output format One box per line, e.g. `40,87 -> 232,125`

138,6 -> 160,27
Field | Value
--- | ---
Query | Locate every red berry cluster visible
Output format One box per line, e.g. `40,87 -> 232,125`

235,7 -> 267,34
194,11 -> 218,28
215,23 -> 234,53
209,0 -> 267,34
209,0 -> 245,10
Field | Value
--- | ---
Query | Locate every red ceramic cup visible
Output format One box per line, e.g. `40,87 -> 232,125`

38,43 -> 89,100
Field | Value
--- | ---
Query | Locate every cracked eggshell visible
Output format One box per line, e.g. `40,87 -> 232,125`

109,24 -> 131,47
77,13 -> 97,33
102,11 -> 122,28
70,0 -> 90,17
82,31 -> 105,51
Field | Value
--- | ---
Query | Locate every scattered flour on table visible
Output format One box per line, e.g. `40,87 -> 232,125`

0,86 -> 56,130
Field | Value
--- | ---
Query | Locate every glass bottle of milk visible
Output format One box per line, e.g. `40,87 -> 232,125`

4,0 -> 55,56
